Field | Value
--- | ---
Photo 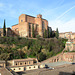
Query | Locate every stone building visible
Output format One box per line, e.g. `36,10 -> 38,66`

7,58 -> 45,72
0,28 -> 18,37
63,52 -> 75,62
12,14 -> 48,37
59,32 -> 75,39
7,58 -> 38,66
65,39 -> 75,51
41,52 -> 75,64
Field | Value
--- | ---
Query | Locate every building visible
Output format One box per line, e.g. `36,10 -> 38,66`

0,60 -> 6,68
65,39 -> 75,51
7,58 -> 39,72
59,32 -> 75,39
0,28 -> 18,37
63,52 -> 75,62
41,52 -> 75,64
12,14 -> 48,38
7,58 -> 38,66
6,58 -> 45,72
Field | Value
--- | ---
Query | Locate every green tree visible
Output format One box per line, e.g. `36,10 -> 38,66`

0,53 -> 10,60
3,19 -> 6,36
44,29 -> 47,38
48,27 -> 50,38
56,28 -> 59,39
32,24 -> 35,38
48,28 -> 52,38
52,31 -> 55,37
38,52 -> 46,62
50,29 -> 52,37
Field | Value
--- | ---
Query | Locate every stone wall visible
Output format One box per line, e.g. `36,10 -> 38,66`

41,52 -> 75,63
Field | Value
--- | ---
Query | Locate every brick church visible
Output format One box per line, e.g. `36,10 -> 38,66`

12,14 -> 48,37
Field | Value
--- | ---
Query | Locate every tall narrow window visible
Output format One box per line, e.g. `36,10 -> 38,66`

36,24 -> 38,31
29,23 -> 31,29
29,32 -> 31,37
29,23 -> 31,37
42,21 -> 45,31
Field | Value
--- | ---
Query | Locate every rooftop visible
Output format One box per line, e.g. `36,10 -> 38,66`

13,58 -> 37,62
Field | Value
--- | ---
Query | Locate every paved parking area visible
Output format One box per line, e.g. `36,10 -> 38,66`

17,62 -> 75,75
21,64 -> 75,75
46,61 -> 71,67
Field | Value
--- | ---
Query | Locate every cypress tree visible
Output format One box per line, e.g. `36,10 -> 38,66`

44,29 -> 47,38
50,29 -> 52,38
32,24 -> 35,38
56,28 -> 59,39
48,27 -> 50,38
3,19 -> 6,36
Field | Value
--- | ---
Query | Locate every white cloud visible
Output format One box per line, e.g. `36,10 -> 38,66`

49,18 -> 75,33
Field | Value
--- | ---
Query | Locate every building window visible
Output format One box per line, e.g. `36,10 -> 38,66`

42,21 -> 45,31
16,63 -> 17,65
14,69 -> 15,70
29,23 -> 31,29
29,67 -> 31,69
21,20 -> 23,22
34,66 -> 35,68
19,68 -> 21,70
25,62 -> 26,64
20,63 -> 22,65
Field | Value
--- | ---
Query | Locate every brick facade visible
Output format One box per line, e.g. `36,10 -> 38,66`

12,14 -> 48,37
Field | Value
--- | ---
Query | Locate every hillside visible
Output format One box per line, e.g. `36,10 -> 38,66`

0,37 -> 67,61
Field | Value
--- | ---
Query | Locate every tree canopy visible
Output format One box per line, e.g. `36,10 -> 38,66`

56,28 -> 59,39
3,19 -> 6,36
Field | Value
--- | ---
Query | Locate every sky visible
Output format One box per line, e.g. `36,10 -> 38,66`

0,0 -> 75,33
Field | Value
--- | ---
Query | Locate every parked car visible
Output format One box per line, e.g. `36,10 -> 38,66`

44,65 -> 54,70
44,64 -> 49,68
46,67 -> 54,70
72,63 -> 75,65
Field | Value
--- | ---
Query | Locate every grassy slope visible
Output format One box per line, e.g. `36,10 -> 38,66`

0,37 -> 67,61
